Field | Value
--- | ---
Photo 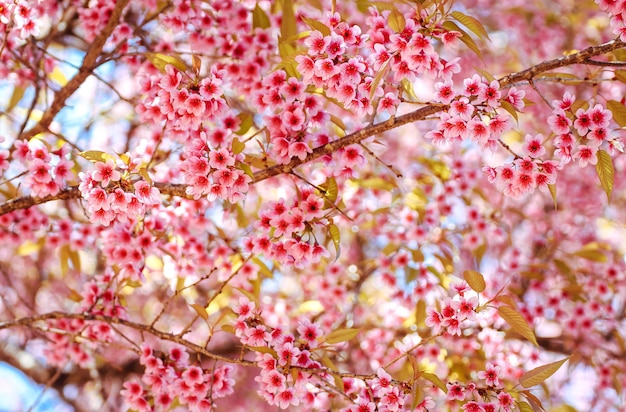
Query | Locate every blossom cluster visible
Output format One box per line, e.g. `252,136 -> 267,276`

597,0 -> 626,40
232,297 -> 322,409
0,0 -> 51,39
425,294 -> 478,336
122,344 -> 235,412
446,378 -> 515,412
296,8 -> 461,119
78,157 -> 161,226
137,64 -> 228,135
426,75 -> 520,149
253,70 -> 322,164
10,140 -> 75,198
180,133 -> 251,203
242,187 -> 331,268
43,269 -> 127,369
547,93 -> 622,165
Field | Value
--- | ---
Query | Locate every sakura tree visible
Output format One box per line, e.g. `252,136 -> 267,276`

1,0 -> 626,410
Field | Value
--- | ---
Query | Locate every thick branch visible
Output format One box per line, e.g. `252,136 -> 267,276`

17,0 -> 130,141
1,39 -> 624,216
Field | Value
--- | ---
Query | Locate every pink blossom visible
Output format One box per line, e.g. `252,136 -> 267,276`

92,159 -> 121,187
134,181 -> 160,205
573,145 -> 598,167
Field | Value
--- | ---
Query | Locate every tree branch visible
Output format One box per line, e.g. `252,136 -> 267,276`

16,0 -> 130,142
1,39 -> 624,216
0,311 -> 255,366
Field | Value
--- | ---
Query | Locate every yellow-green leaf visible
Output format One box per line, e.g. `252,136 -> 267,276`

500,100 -> 518,122
498,305 -> 538,346
323,327 -> 359,344
239,162 -> 254,179
139,167 -> 152,185
520,357 -> 569,388
328,223 -> 341,258
548,183 -> 557,210
442,21 -> 483,59
280,0 -> 297,42
451,10 -> 490,41
48,67 -> 68,87
614,70 -> 626,84
369,56 -> 391,100
320,357 -> 345,392
421,372 -> 447,393
232,137 -> 246,155
572,248 -> 607,263
473,66 -> 495,82
145,52 -> 187,73
415,300 -> 427,326
17,238 -> 44,256
235,112 -> 254,136
249,346 -> 278,357
329,114 -> 346,134
463,270 -> 486,293
190,303 -> 209,321
388,7 -> 406,33
359,177 -> 396,191
67,288 -> 84,302
518,401 -> 534,412
595,149 -> 614,202
7,85 -> 26,112
324,176 -> 338,203
607,100 -> 626,127
78,150 -> 116,164
302,16 -> 330,36
252,3 -> 271,29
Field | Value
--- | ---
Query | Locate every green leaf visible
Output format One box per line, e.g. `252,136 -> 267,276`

607,100 -> 626,127
252,3 -> 271,29
328,223 -> 341,258
498,305 -> 538,346
421,372 -> 447,393
302,16 -> 330,36
520,357 -> 570,388
595,149 -> 614,202
463,270 -> 486,293
450,10 -> 490,41
323,327 -> 359,344
280,0 -> 297,42
145,52 -> 187,73
7,85 -> 26,112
